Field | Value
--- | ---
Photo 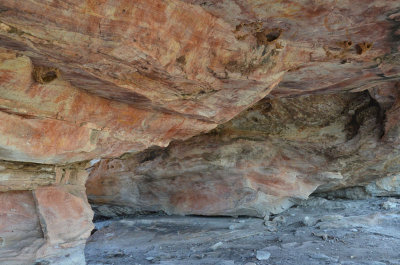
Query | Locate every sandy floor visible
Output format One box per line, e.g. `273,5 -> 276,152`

85,197 -> 400,265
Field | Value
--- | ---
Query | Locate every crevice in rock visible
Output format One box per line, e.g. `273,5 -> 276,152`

32,190 -> 47,241
344,90 -> 385,141
0,107 -> 37,119
137,146 -> 169,164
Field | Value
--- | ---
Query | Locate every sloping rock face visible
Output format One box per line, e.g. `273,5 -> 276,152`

0,0 -> 287,125
184,0 -> 400,97
1,0 -> 399,130
0,0 -> 399,163
0,49 -> 216,164
0,0 -> 400,264
87,87 -> 400,217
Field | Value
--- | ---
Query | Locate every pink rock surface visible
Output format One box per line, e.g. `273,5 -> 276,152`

34,186 -> 94,246
0,0 -> 286,123
0,0 -> 399,125
87,89 -> 400,217
0,163 -> 94,264
0,191 -> 44,265
184,0 -> 400,96
0,49 -> 215,163
0,0 -> 398,164
0,1 -> 400,263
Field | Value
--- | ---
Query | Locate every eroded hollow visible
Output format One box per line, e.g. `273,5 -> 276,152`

84,88 -> 400,264
355,42 -> 373,55
255,28 -> 282,45
32,65 -> 60,83
265,29 -> 282,42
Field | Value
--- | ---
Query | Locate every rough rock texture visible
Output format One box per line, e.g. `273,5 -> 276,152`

0,0 -> 286,125
0,191 -> 44,265
1,0 -> 400,264
0,49 -> 215,164
316,173 -> 400,199
184,0 -> 400,97
0,162 -> 93,265
1,0 -> 399,115
87,88 -> 400,217
85,198 -> 400,265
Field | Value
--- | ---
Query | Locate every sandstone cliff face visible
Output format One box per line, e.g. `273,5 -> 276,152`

0,0 -> 400,264
0,0 -> 287,124
0,0 -> 399,164
0,162 -> 93,265
1,0 -> 399,124
0,49 -> 216,164
87,87 -> 400,217
184,0 -> 400,97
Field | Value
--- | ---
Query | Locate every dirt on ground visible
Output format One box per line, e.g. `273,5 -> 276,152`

85,197 -> 400,265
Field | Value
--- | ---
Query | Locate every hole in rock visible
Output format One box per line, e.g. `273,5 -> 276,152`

255,28 -> 282,45
355,42 -> 373,55
41,71 -> 58,83
265,29 -> 282,42
176,55 -> 186,65
32,65 -> 60,83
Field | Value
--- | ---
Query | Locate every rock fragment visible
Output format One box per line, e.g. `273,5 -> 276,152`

303,216 -> 318,227
256,250 -> 271,261
382,200 -> 398,210
211,242 -> 223,250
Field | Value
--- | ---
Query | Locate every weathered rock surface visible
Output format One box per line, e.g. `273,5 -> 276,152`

0,49 -> 215,164
85,198 -> 400,265
0,0 -> 400,264
0,0 -> 287,124
0,191 -> 44,265
87,88 -> 400,217
0,162 -> 93,265
1,0 -> 399,115
184,0 -> 400,97
316,173 -> 400,199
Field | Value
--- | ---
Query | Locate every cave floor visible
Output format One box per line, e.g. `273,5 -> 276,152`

85,197 -> 400,265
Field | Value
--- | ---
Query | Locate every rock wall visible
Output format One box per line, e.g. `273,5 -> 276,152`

0,49 -> 216,164
1,0 -> 399,126
0,162 -> 93,265
0,0 -> 400,264
0,0 -> 288,124
183,0 -> 400,97
87,87 -> 400,217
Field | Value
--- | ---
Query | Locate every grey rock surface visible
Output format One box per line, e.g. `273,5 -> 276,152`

85,197 -> 400,265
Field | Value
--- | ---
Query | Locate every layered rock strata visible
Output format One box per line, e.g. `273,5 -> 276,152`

0,0 -> 399,264
0,49 -> 216,164
0,161 -> 93,265
87,87 -> 400,217
1,0 -> 399,127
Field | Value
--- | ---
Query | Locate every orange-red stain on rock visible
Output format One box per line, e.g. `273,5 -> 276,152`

34,186 -> 94,244
0,69 -> 14,84
0,50 -> 217,163
169,182 -> 233,214
246,170 -> 317,199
